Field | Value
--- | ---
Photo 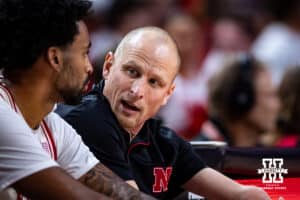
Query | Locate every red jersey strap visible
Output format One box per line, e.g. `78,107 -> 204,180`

17,194 -> 23,200
41,120 -> 58,160
17,193 -> 28,200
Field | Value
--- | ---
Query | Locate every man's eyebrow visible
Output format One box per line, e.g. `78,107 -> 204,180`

123,60 -> 140,68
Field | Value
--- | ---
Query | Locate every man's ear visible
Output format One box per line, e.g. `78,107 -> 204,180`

102,51 -> 114,80
162,83 -> 176,105
47,47 -> 63,72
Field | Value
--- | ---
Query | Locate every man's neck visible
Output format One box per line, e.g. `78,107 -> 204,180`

125,124 -> 144,142
8,79 -> 55,129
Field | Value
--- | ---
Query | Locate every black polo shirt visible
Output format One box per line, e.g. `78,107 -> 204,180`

60,82 -> 206,199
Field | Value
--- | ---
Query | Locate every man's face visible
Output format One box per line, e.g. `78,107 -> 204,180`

103,39 -> 178,132
56,21 -> 93,105
247,70 -> 280,132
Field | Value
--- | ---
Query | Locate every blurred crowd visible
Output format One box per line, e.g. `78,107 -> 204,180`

86,0 -> 300,148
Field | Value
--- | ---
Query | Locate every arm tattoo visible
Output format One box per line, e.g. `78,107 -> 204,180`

79,163 -> 155,200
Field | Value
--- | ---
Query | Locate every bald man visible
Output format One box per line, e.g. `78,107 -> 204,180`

60,27 -> 270,200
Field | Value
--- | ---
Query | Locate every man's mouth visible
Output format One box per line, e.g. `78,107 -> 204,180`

121,100 -> 140,112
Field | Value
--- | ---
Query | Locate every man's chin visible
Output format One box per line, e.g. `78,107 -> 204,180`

118,117 -> 144,133
118,118 -> 135,129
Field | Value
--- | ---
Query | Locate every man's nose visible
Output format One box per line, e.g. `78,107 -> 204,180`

86,59 -> 93,75
130,79 -> 145,99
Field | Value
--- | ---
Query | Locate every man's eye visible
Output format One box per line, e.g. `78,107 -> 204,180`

127,69 -> 138,77
149,79 -> 158,87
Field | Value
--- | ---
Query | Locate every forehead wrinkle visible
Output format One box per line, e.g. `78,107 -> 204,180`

125,48 -> 170,74
122,50 -> 170,83
126,48 -> 151,66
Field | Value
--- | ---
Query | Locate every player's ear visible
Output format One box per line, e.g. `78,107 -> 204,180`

102,51 -> 114,80
47,47 -> 63,72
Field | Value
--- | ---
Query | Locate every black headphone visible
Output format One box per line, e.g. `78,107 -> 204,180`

225,54 -> 255,118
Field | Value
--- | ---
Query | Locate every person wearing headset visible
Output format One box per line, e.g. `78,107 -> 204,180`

199,55 -> 280,147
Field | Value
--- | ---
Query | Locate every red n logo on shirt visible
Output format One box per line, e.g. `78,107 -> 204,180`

152,167 -> 173,193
